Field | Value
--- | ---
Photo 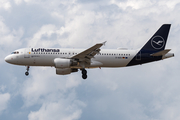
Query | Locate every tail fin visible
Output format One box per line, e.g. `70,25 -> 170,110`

140,24 -> 171,53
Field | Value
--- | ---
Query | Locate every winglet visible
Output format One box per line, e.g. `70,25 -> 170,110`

103,41 -> 107,46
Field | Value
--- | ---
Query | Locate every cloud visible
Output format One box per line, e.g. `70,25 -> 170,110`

27,24 -> 58,48
20,67 -> 85,120
14,0 -> 23,5
110,0 -> 152,10
0,0 -> 11,11
0,85 -> 6,92
0,93 -> 10,114
0,18 -> 23,63
21,67 -> 82,107
28,93 -> 85,120
110,0 -> 180,10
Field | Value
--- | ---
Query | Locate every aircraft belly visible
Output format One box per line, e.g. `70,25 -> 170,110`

100,60 -> 129,67
93,56 -> 134,67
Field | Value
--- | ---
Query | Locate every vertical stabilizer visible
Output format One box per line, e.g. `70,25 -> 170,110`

127,24 -> 172,66
140,24 -> 171,53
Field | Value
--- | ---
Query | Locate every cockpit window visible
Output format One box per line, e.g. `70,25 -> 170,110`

11,51 -> 19,54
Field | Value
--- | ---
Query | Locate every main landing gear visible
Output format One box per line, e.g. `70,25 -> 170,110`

82,69 -> 87,79
25,66 -> 30,76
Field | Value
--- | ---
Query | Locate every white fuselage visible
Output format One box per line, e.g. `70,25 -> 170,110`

5,48 -> 138,68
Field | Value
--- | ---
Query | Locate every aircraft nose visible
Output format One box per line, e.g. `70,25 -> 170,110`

5,55 -> 12,63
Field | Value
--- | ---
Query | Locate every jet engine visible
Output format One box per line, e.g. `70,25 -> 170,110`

54,58 -> 78,68
56,68 -> 78,75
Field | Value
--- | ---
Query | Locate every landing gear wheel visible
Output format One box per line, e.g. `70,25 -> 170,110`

82,69 -> 87,74
82,74 -> 87,79
25,71 -> 29,76
81,69 -> 87,79
25,66 -> 30,76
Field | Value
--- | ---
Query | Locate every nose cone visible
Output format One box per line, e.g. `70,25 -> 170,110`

5,55 -> 12,63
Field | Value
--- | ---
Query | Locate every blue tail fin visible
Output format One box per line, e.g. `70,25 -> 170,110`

127,24 -> 172,66
140,24 -> 171,53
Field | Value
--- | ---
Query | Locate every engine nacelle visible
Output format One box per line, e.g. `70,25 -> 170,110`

56,68 -> 78,75
54,58 -> 78,68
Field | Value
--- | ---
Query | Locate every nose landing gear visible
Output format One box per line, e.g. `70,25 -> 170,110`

25,66 -> 30,76
82,69 -> 87,79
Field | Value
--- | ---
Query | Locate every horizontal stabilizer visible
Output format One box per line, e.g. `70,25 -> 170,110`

150,49 -> 171,56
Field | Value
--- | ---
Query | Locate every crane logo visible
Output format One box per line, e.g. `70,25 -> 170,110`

151,36 -> 165,49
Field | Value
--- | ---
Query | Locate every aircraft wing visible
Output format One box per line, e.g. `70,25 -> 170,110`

71,41 -> 106,61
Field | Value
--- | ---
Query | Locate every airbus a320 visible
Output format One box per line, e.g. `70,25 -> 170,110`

5,24 -> 174,79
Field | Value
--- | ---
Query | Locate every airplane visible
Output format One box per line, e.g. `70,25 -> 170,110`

5,24 -> 174,79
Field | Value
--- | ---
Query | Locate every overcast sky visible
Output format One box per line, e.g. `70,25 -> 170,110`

0,0 -> 180,120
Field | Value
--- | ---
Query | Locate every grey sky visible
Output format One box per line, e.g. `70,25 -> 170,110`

0,0 -> 180,120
